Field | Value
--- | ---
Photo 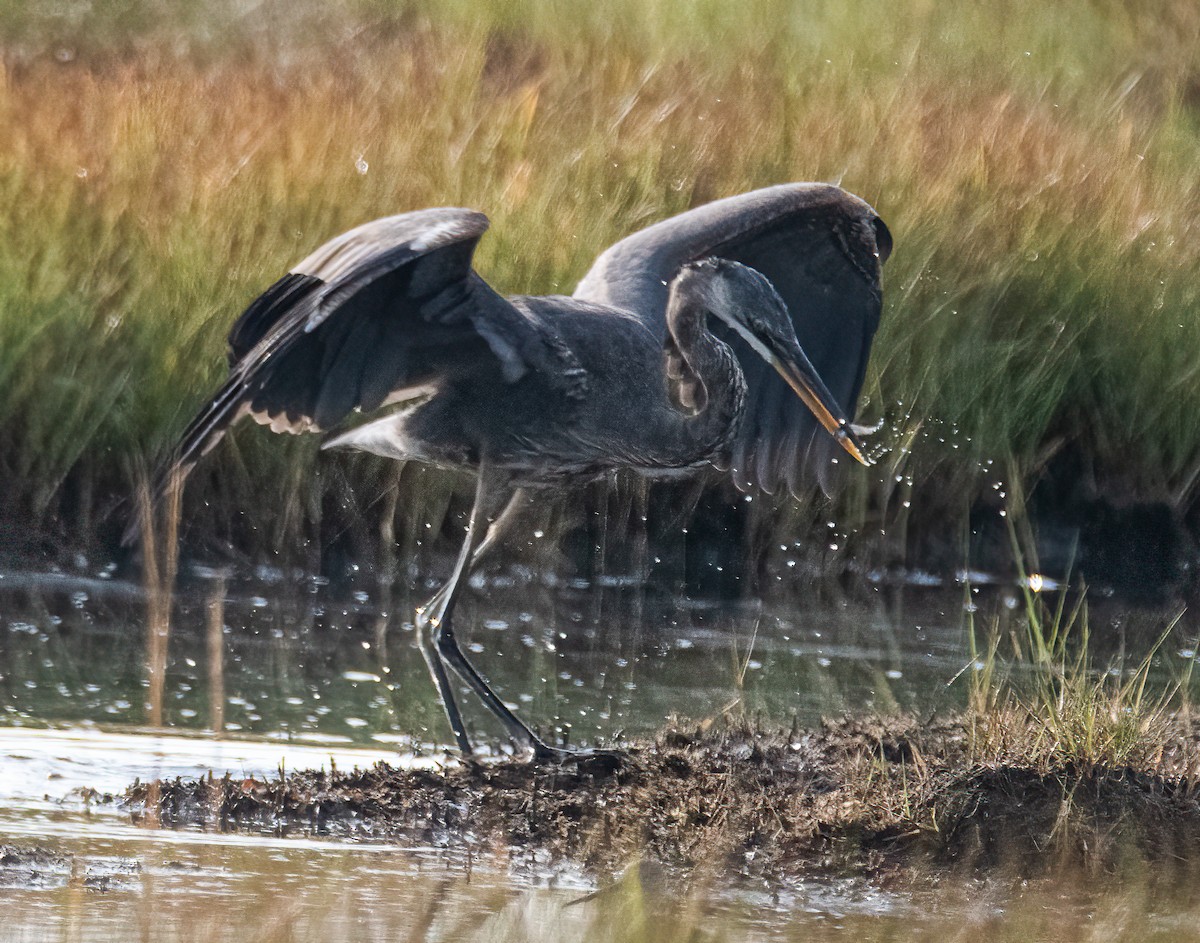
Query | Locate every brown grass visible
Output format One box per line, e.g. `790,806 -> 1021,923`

2,1 -> 1199,558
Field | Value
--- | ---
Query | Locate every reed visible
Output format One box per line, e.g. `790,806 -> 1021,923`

1,0 -> 1197,562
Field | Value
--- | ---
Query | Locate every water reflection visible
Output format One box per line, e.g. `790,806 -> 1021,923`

1,564 -> 1189,751
0,566 -> 980,750
5,789 -> 1200,943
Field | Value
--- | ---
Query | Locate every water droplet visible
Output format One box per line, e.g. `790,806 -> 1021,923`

355,155 -> 369,175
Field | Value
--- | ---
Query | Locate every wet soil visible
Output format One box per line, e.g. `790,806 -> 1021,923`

125,715 -> 1200,884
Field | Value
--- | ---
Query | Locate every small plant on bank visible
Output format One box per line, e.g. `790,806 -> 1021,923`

960,523 -> 1190,775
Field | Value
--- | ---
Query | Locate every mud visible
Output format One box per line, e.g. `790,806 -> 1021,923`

124,715 -> 1200,884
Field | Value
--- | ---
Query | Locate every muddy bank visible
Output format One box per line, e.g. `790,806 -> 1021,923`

126,716 -> 1200,883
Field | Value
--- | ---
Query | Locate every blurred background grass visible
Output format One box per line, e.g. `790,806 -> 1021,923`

0,0 -> 1198,578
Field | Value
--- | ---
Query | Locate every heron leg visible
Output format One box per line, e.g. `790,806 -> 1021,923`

415,575 -> 474,756
417,472 -> 572,757
415,477 -> 520,754
473,486 -> 530,564
418,487 -> 530,621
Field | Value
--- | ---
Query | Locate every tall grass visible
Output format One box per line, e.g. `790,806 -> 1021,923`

961,562 -> 1191,773
1,0 -> 1198,561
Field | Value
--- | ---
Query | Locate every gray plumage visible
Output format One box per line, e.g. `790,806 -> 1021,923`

151,183 -> 891,760
575,182 -> 890,493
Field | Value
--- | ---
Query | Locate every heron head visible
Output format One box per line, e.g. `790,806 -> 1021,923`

678,257 -> 870,466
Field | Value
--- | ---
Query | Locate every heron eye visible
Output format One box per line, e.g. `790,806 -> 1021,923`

872,217 -> 894,263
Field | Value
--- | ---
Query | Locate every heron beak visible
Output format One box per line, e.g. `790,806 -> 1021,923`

766,347 -> 871,467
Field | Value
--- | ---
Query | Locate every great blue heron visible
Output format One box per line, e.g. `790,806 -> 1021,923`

150,182 -> 891,760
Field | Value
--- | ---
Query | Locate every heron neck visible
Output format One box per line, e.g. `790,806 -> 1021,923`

664,287 -> 746,438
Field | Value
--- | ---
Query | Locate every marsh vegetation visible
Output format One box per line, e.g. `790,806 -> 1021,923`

1,0 -> 1198,580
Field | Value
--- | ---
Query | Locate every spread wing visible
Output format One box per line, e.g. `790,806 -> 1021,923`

149,207 -> 575,506
574,183 -> 891,496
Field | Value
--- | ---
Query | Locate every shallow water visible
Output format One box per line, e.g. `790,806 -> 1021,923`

1,563 -> 1197,941
1,564 -> 977,747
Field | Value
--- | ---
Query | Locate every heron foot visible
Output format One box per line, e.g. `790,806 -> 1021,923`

529,741 -> 626,775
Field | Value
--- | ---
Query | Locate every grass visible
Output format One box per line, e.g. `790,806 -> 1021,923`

956,515 -> 1195,774
0,0 -> 1198,564
963,584 -> 1188,774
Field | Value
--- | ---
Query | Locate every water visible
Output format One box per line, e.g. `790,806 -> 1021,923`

0,566 -> 971,748
1,564 -> 1197,941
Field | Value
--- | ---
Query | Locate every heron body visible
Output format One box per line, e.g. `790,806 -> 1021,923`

323,292 -> 744,485
151,183 -> 891,759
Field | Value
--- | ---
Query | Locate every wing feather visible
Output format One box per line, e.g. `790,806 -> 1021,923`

141,208 -> 571,532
